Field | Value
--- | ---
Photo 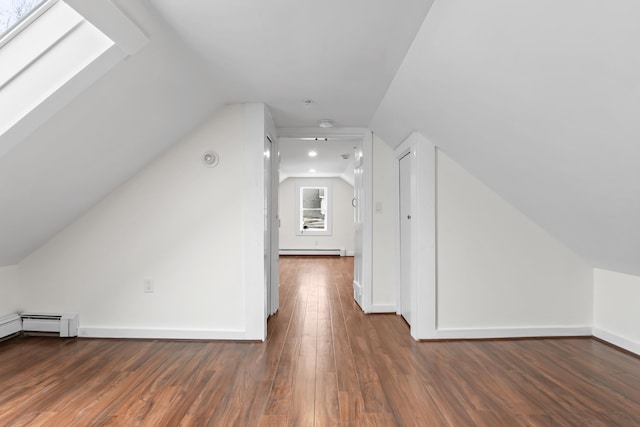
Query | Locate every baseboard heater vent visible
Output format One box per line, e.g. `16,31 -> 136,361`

0,314 -> 22,341
280,248 -> 345,256
20,312 -> 79,337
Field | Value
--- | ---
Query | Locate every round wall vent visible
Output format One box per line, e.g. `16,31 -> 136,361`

202,151 -> 219,168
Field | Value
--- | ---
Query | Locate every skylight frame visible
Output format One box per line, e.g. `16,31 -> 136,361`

0,0 -> 56,49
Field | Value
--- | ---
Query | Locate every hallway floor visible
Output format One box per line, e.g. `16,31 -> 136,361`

0,256 -> 639,426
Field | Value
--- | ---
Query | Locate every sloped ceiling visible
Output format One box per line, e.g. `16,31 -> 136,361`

2,0 -> 638,278
0,0 -> 433,266
371,0 -> 640,276
149,0 -> 435,128
0,0 -> 224,264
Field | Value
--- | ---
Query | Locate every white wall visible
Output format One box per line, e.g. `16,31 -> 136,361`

593,269 -> 640,355
279,177 -> 355,253
0,265 -> 20,316
371,135 -> 397,308
17,105 -> 251,339
436,150 -> 593,335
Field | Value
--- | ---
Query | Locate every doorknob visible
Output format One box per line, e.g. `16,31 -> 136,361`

407,215 -> 411,219
352,197 -> 358,207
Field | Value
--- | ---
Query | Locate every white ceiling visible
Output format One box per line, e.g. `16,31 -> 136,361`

279,138 -> 360,184
149,0 -> 435,128
1,0 -> 639,279
371,0 -> 640,275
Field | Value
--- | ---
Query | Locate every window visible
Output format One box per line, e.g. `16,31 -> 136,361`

296,183 -> 332,236
0,0 -> 46,41
0,0 -> 140,144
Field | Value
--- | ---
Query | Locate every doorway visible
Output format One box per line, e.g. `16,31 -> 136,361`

275,128 -> 373,314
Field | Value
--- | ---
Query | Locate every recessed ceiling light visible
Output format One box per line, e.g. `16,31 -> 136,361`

318,119 -> 334,128
308,148 -> 318,157
309,169 -> 316,173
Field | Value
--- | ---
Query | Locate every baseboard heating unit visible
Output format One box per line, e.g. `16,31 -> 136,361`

0,314 -> 22,340
20,312 -> 79,337
280,248 -> 346,256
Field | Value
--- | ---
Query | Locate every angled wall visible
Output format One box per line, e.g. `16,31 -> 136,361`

0,265 -> 19,316
17,105 -> 255,339
436,150 -> 593,337
593,269 -> 640,355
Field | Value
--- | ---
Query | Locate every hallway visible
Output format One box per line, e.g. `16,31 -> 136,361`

0,256 -> 639,425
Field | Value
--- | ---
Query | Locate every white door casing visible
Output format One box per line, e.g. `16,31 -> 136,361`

353,149 -> 364,307
399,151 -> 412,324
394,132 -> 436,340
264,135 -> 272,319
270,135 -> 280,316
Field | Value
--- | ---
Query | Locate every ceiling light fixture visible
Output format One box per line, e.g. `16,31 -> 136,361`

318,119 -> 334,128
297,137 -> 329,141
308,148 -> 318,157
309,169 -> 316,173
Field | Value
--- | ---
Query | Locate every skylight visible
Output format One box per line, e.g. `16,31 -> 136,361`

0,0 -> 46,40
0,0 -> 148,158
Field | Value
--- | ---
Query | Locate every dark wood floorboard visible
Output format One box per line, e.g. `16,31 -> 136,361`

1,256 -> 639,426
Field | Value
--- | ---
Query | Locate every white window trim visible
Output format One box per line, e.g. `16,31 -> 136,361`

295,181 -> 332,236
0,0 -> 55,49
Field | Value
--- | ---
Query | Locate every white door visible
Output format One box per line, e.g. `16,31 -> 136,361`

353,149 -> 364,307
399,152 -> 412,324
264,136 -> 272,319
270,137 -> 279,316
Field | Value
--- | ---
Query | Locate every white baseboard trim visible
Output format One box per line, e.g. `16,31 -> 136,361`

79,327 -> 248,340
280,249 -> 344,256
434,326 -> 592,340
366,304 -> 396,313
593,327 -> 640,356
0,313 -> 21,340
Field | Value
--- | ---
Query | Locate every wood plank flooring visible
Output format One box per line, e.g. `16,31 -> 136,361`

1,256 -> 639,426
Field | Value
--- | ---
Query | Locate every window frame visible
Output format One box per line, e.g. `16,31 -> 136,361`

295,181 -> 332,236
0,0 -> 52,49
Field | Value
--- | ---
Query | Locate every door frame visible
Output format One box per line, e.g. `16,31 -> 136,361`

394,132 -> 436,340
398,150 -> 412,324
278,127 -> 373,312
244,103 -> 279,341
266,134 -> 280,317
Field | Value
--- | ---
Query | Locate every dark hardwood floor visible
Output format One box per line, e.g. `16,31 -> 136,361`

1,256 -> 639,426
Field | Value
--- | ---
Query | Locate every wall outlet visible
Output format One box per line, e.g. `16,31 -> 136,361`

143,277 -> 154,293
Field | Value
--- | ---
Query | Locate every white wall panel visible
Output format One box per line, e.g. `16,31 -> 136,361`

0,265 -> 19,316
371,135 -> 397,308
594,269 -> 640,355
436,151 -> 593,330
279,177 -> 355,254
17,105 -> 248,338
